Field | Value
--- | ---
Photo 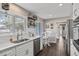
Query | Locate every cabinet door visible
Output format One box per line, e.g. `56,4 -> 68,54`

73,3 -> 79,20
16,41 -> 33,56
71,45 -> 75,56
26,41 -> 33,56
71,44 -> 79,56
0,48 -> 15,56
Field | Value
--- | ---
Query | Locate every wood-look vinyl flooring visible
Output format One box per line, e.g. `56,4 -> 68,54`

37,36 -> 67,56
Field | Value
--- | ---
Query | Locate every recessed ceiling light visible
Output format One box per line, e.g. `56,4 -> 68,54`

59,3 -> 63,6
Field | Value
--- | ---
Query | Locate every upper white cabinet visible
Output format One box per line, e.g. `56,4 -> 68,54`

0,48 -> 15,56
73,3 -> 79,20
15,41 -> 33,56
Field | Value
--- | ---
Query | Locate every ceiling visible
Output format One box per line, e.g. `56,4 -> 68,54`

16,3 -> 73,19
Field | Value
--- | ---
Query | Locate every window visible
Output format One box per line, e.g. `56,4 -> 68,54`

14,17 -> 25,32
0,11 -> 26,36
0,12 -> 15,34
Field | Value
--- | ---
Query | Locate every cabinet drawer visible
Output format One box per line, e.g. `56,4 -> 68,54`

0,48 -> 15,56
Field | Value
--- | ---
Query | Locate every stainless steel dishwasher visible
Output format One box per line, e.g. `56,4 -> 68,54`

33,38 -> 40,56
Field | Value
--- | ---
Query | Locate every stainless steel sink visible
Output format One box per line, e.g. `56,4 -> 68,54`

12,39 -> 29,43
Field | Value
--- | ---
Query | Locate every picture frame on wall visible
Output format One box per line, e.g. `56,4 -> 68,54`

28,17 -> 36,28
27,15 -> 37,28
50,23 -> 53,29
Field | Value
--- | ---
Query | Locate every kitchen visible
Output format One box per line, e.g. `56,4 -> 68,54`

0,3 -> 79,56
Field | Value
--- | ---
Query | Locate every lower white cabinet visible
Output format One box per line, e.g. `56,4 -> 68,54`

15,41 -> 33,56
0,48 -> 15,56
0,41 -> 34,56
71,43 -> 79,56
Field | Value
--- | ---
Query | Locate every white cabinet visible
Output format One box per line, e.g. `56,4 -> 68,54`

73,28 -> 79,40
73,3 -> 79,20
71,44 -> 79,56
0,40 -> 34,56
16,41 -> 33,56
70,40 -> 79,56
0,48 -> 15,56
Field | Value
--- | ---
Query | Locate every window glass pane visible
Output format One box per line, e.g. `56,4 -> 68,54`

14,17 -> 25,32
0,12 -> 10,33
0,12 -> 26,35
0,12 -> 14,34
15,17 -> 24,23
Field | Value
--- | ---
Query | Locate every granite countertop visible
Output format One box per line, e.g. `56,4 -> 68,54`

0,36 -> 40,52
